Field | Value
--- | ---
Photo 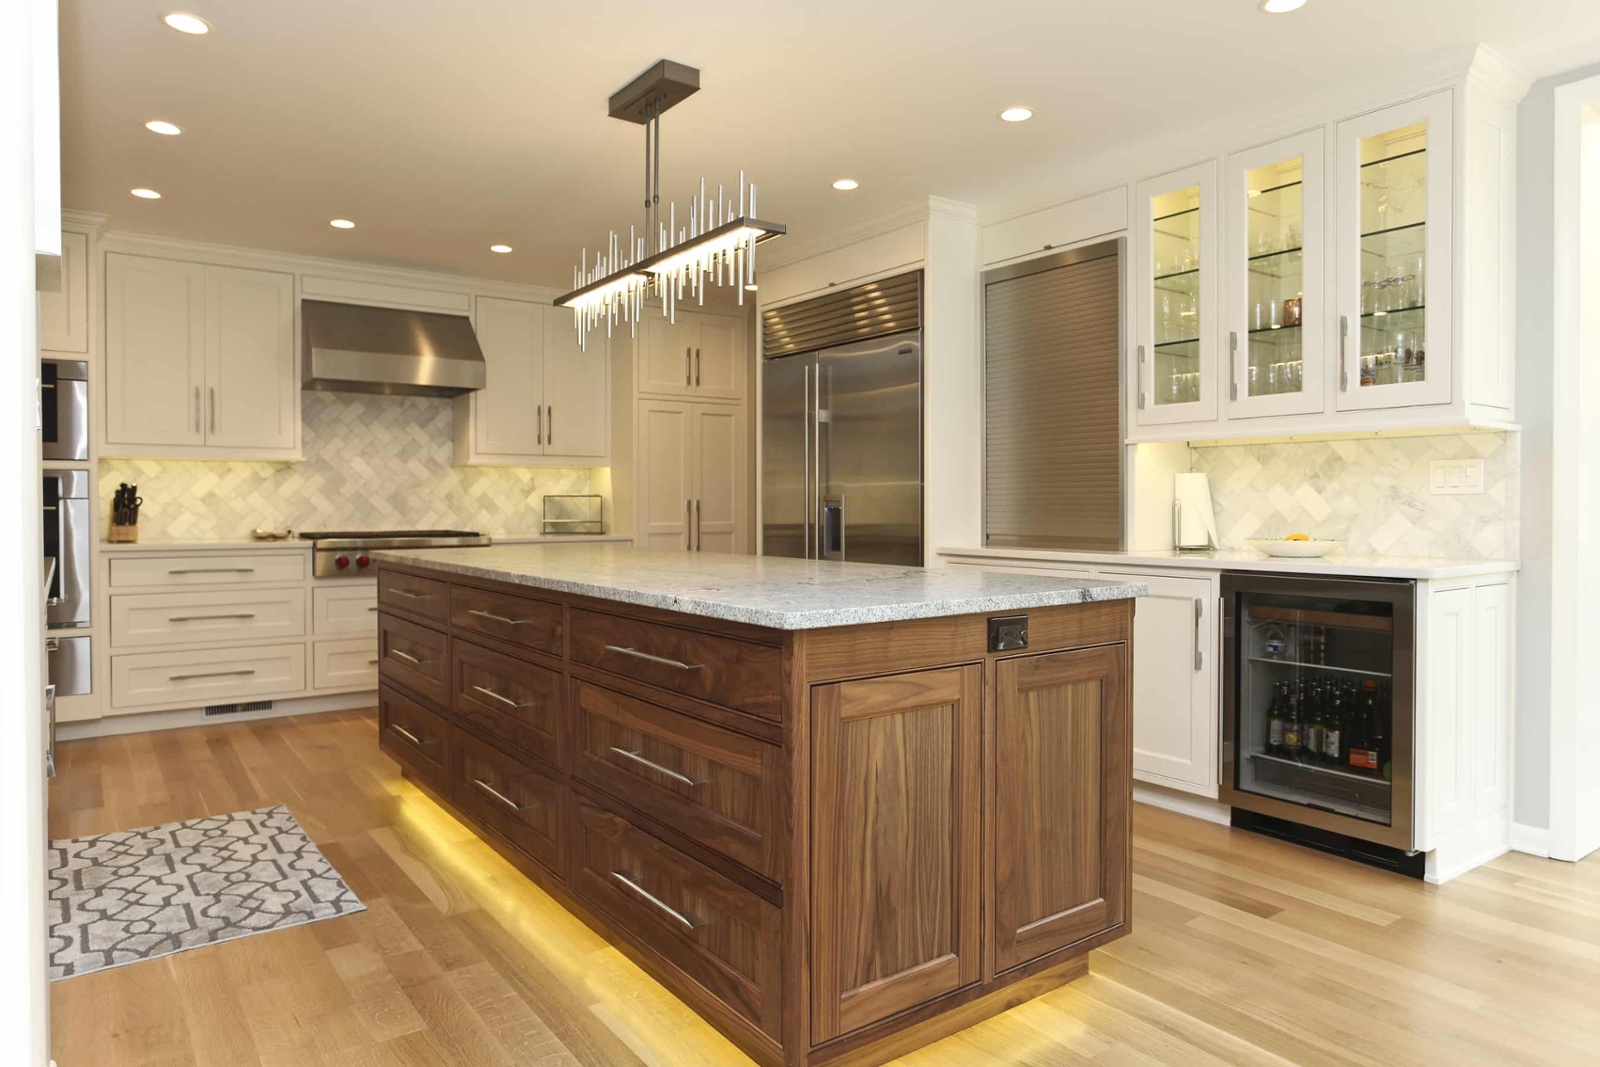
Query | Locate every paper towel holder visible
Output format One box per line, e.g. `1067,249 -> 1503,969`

1172,472 -> 1219,552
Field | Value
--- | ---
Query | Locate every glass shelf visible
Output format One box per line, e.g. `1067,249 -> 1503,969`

1361,304 -> 1425,324
1246,655 -> 1392,679
1248,245 -> 1304,265
1153,206 -> 1200,224
1153,267 -> 1199,283
1360,147 -> 1425,170
1154,338 -> 1201,351
1249,751 -> 1392,789
1247,323 -> 1303,342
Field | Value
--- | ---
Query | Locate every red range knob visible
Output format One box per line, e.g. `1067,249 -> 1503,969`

335,554 -> 350,569
356,555 -> 371,569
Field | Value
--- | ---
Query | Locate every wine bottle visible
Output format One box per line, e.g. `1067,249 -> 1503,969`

1323,683 -> 1345,764
1267,681 -> 1287,755
1349,680 -> 1382,772
1283,681 -> 1303,757
1305,682 -> 1326,764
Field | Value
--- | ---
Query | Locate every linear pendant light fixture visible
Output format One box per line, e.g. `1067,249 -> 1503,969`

555,60 -> 787,349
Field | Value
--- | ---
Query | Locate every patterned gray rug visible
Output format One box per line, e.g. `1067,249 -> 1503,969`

48,804 -> 365,980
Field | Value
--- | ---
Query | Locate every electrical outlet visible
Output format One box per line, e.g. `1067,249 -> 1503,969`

1429,458 -> 1485,495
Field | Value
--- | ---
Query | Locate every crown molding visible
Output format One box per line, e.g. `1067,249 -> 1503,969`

761,197 -> 942,270
926,196 -> 979,223
61,210 -> 108,234
1467,43 -> 1535,107
88,225 -> 565,303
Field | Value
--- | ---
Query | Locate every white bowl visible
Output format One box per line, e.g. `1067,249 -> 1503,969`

1246,538 -> 1343,559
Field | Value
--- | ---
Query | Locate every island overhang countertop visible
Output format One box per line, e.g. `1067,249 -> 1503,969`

372,543 -> 1145,630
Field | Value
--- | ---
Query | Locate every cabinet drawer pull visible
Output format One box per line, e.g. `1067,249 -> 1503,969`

471,684 -> 529,709
167,567 -> 255,575
611,871 -> 699,929
367,605 -> 379,612
367,658 -> 379,666
466,608 -> 529,626
608,746 -> 705,787
387,588 -> 430,600
391,723 -> 425,746
389,648 -> 423,665
168,612 -> 257,623
602,644 -> 703,671
472,778 -> 522,812
168,668 -> 257,682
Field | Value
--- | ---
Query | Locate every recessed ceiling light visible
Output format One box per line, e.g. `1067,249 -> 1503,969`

130,188 -> 161,199
490,244 -> 513,254
999,106 -> 1034,123
144,120 -> 183,136
1258,0 -> 1307,12
162,12 -> 210,34
832,178 -> 859,191
329,219 -> 355,229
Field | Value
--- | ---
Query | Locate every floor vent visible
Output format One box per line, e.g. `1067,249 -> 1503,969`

204,700 -> 274,717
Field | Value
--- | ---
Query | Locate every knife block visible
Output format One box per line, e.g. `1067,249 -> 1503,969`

108,521 -> 138,544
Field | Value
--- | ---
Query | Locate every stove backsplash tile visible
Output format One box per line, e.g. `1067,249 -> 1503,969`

1190,432 -> 1518,559
99,393 -> 597,541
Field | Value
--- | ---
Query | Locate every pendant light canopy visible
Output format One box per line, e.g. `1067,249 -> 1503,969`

555,60 -> 787,350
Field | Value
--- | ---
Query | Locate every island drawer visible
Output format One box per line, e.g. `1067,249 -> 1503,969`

454,727 -> 566,877
450,584 -> 563,656
377,612 -> 449,708
452,639 -> 563,770
571,797 -> 782,1039
573,680 -> 783,882
379,684 -> 450,790
378,569 -> 449,622
569,609 -> 783,722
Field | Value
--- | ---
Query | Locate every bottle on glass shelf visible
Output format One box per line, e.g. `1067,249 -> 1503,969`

1348,680 -> 1383,773
1267,682 -> 1288,755
1373,683 -> 1392,781
1303,683 -> 1325,764
1282,682 -> 1304,758
1323,682 -> 1346,764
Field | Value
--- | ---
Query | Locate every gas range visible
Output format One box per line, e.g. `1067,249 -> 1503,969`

297,529 -> 491,578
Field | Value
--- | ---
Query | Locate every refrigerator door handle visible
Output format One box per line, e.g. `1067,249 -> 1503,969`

803,363 -> 811,559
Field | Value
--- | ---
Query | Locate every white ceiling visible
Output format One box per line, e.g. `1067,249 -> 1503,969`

60,0 -> 1600,288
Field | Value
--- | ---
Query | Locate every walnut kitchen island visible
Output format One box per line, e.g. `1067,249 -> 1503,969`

372,544 -> 1143,1067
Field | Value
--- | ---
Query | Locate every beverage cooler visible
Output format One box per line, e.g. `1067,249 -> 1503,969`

1220,573 -> 1418,868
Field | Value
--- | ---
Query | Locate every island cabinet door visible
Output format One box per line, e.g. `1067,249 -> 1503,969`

810,664 -> 983,1042
993,645 -> 1130,974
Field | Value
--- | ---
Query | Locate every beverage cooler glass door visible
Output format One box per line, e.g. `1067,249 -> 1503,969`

1220,573 -> 1415,851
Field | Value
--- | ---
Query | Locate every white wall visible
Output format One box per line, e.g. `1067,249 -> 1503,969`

922,203 -> 982,564
1515,60 -> 1600,853
5,0 -> 53,1059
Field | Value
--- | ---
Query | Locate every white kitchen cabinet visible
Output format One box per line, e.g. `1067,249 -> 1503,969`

980,187 -> 1128,268
635,398 -> 747,553
38,229 -> 88,353
312,638 -> 379,690
111,644 -> 306,710
1133,161 -> 1219,428
105,254 -> 206,449
1101,569 -> 1219,796
110,587 -> 307,648
104,253 -> 296,457
1334,91 -> 1454,412
639,309 -> 746,402
455,296 -> 610,465
1224,129 -> 1327,420
311,582 -> 378,635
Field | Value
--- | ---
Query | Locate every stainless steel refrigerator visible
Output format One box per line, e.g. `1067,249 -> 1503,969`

761,284 -> 923,567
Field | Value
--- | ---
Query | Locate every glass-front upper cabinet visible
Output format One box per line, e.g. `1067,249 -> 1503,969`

1335,92 -> 1453,410
1134,161 -> 1218,427
1225,130 -> 1325,419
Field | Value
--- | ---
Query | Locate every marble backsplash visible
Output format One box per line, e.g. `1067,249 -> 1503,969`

101,392 -> 598,541
1190,432 -> 1518,560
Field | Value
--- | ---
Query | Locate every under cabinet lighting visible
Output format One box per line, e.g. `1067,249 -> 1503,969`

1259,0 -> 1307,12
490,244 -> 513,253
145,120 -> 183,136
999,107 -> 1034,123
832,178 -> 859,191
329,219 -> 355,229
163,12 -> 210,34
130,188 -> 161,199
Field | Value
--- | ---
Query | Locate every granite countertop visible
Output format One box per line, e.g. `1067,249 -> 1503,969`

373,544 -> 1145,631
939,545 -> 1520,581
99,533 -> 632,553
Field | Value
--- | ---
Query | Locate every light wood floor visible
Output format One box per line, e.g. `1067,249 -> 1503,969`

48,708 -> 1600,1066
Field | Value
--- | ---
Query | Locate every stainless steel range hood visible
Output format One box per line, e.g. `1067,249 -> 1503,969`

301,300 -> 486,397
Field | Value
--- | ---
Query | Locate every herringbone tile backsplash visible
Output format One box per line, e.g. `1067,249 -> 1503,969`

100,393 -> 598,541
1191,432 -> 1518,559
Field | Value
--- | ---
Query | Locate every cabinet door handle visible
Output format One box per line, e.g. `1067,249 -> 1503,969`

602,644 -> 704,671
1339,314 -> 1350,391
391,723 -> 424,746
194,386 -> 202,433
367,605 -> 379,612
685,345 -> 692,385
609,746 -> 705,787
686,499 -> 692,550
537,404 -> 543,446
1193,597 -> 1205,672
209,386 -> 217,434
1229,331 -> 1239,401
466,608 -> 528,626
695,347 -> 701,387
610,871 -> 699,929
168,612 -> 256,623
389,648 -> 422,665
472,778 -> 522,812
1136,344 -> 1147,410
169,668 -> 257,682
695,498 -> 702,551
471,684 -> 530,709
547,404 -> 553,445
367,658 -> 380,665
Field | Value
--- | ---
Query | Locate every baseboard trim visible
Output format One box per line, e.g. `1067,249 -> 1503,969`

56,692 -> 376,740
1133,781 -> 1231,826
1510,822 -> 1551,858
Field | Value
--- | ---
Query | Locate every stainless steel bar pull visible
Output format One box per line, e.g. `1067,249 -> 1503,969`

209,386 -> 217,433
695,347 -> 701,386
803,363 -> 812,559
537,405 -> 543,446
168,612 -> 257,623
1137,344 -> 1147,410
472,778 -> 522,812
1229,332 -> 1239,401
1339,315 -> 1350,391
387,588 -> 429,600
608,746 -> 705,786
169,668 -> 257,681
686,345 -> 692,385
169,566 -> 255,575
389,648 -> 422,665
194,386 -> 201,433
610,871 -> 699,929
603,644 -> 704,671
547,404 -> 553,445
466,608 -> 528,626
471,684 -> 529,709
391,724 -> 424,746
1193,598 -> 1205,671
